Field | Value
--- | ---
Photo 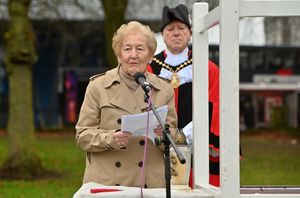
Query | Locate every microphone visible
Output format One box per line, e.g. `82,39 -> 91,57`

133,72 -> 152,93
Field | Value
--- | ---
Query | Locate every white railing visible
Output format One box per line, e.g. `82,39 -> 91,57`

192,1 -> 300,198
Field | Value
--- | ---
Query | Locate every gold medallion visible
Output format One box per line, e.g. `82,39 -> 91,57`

170,73 -> 180,88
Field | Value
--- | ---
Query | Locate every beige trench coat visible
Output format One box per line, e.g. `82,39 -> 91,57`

76,67 -> 177,188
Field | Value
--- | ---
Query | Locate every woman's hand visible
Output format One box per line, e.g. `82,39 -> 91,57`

113,130 -> 132,147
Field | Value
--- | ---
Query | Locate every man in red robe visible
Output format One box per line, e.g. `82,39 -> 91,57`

147,4 -> 220,187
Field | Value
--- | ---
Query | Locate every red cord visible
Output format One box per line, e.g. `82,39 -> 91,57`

90,188 -> 121,193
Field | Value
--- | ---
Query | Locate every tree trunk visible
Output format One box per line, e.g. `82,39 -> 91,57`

101,0 -> 128,68
1,0 -> 44,179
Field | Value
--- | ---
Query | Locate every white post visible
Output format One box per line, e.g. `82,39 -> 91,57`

193,0 -> 300,198
218,0 -> 240,198
192,2 -> 209,188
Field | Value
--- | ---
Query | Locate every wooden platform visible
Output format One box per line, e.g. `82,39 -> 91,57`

73,182 -> 214,198
241,186 -> 300,194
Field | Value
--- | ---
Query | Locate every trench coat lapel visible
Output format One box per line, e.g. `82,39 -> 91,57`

134,87 -> 149,111
109,81 -> 143,114
104,68 -> 158,114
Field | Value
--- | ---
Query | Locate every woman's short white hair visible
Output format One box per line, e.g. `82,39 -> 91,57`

112,21 -> 157,58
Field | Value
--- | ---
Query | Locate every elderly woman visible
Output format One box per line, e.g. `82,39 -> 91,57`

75,21 -> 177,188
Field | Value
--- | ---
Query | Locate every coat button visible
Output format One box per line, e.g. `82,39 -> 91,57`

115,161 -> 121,167
139,139 -> 145,145
138,161 -> 143,167
117,119 -> 121,124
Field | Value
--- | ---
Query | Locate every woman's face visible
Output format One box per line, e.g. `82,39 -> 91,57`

119,32 -> 152,76
162,20 -> 191,54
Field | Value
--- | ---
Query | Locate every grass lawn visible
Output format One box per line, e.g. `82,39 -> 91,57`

240,131 -> 300,185
0,130 -> 299,197
0,132 -> 85,198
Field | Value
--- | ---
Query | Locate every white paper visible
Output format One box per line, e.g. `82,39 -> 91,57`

182,121 -> 193,138
182,121 -> 193,151
121,105 -> 168,143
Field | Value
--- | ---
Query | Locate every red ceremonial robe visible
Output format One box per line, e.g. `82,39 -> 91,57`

147,49 -> 220,187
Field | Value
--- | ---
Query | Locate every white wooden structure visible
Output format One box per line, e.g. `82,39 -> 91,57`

192,1 -> 300,198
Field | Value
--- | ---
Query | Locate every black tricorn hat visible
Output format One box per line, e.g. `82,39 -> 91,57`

161,4 -> 191,32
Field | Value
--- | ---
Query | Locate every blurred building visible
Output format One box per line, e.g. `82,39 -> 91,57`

0,0 -> 300,129
0,0 -> 200,128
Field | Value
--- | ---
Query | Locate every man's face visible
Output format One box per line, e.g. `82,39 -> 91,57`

162,20 -> 192,54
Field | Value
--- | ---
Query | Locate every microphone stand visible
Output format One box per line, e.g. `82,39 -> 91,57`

144,93 -> 186,198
